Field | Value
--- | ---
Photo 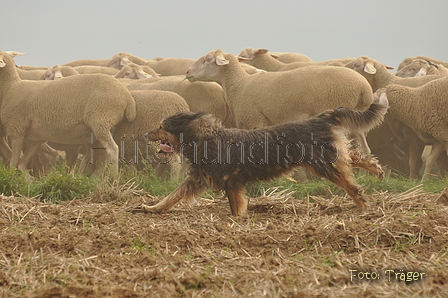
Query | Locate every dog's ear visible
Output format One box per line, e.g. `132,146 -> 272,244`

190,113 -> 222,129
162,111 -> 207,133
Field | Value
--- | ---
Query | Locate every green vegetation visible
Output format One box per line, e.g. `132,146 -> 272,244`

0,163 -> 445,204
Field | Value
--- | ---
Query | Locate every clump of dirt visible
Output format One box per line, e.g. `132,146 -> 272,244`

0,185 -> 447,297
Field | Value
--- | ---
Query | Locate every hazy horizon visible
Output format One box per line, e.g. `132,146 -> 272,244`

3,0 -> 448,69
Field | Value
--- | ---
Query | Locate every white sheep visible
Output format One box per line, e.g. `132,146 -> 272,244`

0,50 -> 137,176
114,62 -> 157,79
39,65 -> 80,80
269,51 -> 314,63
239,48 -> 313,64
127,76 -> 236,128
63,58 -> 111,67
107,52 -> 195,76
17,68 -> 47,80
344,56 -> 444,92
73,65 -> 119,75
374,77 -> 448,181
396,59 -> 448,78
239,48 -> 354,71
186,49 -> 377,153
397,56 -> 448,71
113,90 -> 190,178
81,89 -> 190,178
345,56 -> 448,177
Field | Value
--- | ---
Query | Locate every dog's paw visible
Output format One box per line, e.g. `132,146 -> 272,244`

129,204 -> 160,213
141,204 -> 160,213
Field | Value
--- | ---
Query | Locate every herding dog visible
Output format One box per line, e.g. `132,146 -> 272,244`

144,100 -> 388,216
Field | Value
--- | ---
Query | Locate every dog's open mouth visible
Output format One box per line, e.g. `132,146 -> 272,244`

158,141 -> 174,154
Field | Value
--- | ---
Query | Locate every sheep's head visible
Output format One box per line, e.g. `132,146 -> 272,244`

114,63 -> 153,79
186,49 -> 229,84
345,57 -> 377,74
345,56 -> 394,76
395,59 -> 427,77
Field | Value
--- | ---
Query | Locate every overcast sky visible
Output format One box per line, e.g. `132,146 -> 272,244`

2,0 -> 447,68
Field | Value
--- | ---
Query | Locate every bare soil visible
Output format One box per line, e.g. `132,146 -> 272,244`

1,186 -> 448,297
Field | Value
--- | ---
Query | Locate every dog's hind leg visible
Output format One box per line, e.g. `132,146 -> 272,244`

142,178 -> 207,213
306,163 -> 368,210
225,185 -> 248,216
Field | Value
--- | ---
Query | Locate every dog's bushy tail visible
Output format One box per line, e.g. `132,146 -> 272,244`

326,100 -> 389,135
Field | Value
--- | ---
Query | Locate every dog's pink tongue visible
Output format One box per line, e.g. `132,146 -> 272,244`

159,143 -> 173,153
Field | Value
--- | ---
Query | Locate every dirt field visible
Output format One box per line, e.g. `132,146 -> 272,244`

1,186 -> 448,297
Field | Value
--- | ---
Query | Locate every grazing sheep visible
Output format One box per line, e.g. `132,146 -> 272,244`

186,49 -> 377,154
396,59 -> 448,78
39,65 -> 80,80
239,48 -> 354,71
397,56 -> 448,71
107,52 -> 195,76
127,76 -> 236,128
0,50 -> 136,176
374,77 -> 448,181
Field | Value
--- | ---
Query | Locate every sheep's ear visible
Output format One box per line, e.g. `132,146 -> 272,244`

364,62 -> 376,74
271,54 -> 279,59
54,70 -> 64,80
256,49 -> 268,55
120,57 -> 132,66
238,56 -> 252,62
415,68 -> 427,76
215,55 -> 229,66
385,65 -> 394,70
5,51 -> 26,58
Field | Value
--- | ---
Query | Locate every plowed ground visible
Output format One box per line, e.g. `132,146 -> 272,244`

1,187 -> 448,297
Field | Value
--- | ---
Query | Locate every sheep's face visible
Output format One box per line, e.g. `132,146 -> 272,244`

186,50 -> 229,84
395,60 -> 428,78
115,64 -> 152,79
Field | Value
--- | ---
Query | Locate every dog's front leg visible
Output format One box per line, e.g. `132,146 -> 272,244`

142,178 -> 207,213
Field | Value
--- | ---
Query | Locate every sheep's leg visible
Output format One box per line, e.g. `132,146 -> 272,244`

0,137 -> 12,164
408,138 -> 425,180
91,132 -> 119,176
141,177 -> 207,213
64,146 -> 80,168
421,142 -> 445,182
17,140 -> 45,173
9,135 -> 25,169
354,133 -> 371,154
225,185 -> 248,216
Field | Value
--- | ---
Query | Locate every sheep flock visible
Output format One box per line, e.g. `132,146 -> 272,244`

1,49 -> 447,182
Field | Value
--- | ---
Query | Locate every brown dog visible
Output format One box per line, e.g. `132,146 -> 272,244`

144,101 -> 388,216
